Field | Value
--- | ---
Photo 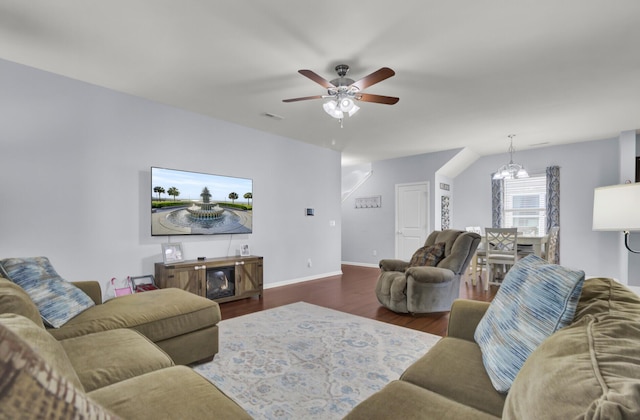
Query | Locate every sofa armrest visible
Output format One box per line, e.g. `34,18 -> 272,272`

72,281 -> 102,305
379,259 -> 409,272
446,299 -> 490,342
405,266 -> 454,284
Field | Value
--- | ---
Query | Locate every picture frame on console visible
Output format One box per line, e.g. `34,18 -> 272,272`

162,242 -> 184,264
240,244 -> 250,257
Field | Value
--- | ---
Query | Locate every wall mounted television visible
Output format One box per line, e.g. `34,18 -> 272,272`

151,166 -> 253,236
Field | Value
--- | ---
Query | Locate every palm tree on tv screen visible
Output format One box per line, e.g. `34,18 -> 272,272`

229,192 -> 238,203
244,192 -> 252,205
153,186 -> 165,201
167,187 -> 180,201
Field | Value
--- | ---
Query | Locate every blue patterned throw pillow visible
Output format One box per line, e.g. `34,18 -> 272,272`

0,257 -> 95,328
474,254 -> 585,393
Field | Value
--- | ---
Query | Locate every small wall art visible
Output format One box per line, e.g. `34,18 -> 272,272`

355,195 -> 381,209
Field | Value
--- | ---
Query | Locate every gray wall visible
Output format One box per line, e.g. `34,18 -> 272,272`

342,138 -> 640,285
341,149 -> 458,265
0,59 -> 342,289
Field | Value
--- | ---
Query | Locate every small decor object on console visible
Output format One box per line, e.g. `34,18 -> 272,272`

110,277 -> 133,297
161,243 -> 184,264
130,275 -> 159,293
240,244 -> 250,257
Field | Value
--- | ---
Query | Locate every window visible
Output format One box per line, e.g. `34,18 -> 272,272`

502,175 -> 546,236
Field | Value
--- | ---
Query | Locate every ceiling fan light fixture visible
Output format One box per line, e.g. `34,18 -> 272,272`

284,65 -> 398,127
340,97 -> 354,111
323,100 -> 343,119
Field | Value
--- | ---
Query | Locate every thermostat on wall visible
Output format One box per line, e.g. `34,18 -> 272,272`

306,208 -> 314,216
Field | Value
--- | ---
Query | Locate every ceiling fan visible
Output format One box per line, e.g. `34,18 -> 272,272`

283,64 -> 399,126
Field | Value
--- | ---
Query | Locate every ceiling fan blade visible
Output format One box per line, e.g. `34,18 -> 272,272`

298,70 -> 335,88
351,67 -> 395,91
357,93 -> 399,105
282,95 -> 324,103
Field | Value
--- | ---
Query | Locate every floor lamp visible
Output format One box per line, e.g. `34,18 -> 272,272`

593,183 -> 640,253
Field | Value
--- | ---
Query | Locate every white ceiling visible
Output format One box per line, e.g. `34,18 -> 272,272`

1,1 -> 639,165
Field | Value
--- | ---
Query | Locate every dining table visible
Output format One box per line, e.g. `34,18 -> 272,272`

469,234 -> 549,286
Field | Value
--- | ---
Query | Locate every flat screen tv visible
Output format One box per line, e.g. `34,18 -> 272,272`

151,166 -> 252,236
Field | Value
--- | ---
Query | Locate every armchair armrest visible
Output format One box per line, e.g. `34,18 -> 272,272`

447,299 -> 490,342
405,266 -> 454,283
379,259 -> 409,272
72,281 -> 102,305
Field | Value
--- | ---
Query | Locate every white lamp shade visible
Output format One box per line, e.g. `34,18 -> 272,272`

593,183 -> 640,231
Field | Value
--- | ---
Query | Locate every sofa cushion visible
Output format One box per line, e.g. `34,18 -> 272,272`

61,329 -> 174,392
344,380 -> 500,420
574,277 -> 640,321
0,257 -> 95,328
0,316 -> 117,419
0,277 -> 44,328
504,279 -> 640,419
408,242 -> 445,268
401,337 -> 506,418
89,365 -> 251,420
425,229 -> 462,256
47,288 -> 221,343
474,255 -> 585,393
0,313 -> 84,391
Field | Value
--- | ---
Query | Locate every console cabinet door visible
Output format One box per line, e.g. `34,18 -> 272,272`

167,265 -> 206,297
235,259 -> 263,298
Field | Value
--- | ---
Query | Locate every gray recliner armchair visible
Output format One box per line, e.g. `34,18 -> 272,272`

376,229 -> 481,313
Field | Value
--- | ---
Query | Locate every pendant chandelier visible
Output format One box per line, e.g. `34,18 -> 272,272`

493,134 -> 529,180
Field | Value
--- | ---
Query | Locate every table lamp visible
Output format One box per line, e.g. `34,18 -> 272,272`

592,183 -> 640,253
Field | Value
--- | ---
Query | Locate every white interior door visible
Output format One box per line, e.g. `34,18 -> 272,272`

396,182 -> 430,260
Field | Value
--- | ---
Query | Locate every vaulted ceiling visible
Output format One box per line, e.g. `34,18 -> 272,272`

1,1 -> 639,164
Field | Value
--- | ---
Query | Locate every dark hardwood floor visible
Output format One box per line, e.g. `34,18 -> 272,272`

220,264 -> 497,337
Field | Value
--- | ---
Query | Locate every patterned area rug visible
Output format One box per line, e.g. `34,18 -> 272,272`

194,302 -> 441,419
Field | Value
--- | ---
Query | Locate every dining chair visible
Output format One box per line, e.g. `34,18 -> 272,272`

465,226 -> 484,286
484,228 -> 518,291
515,227 -> 536,257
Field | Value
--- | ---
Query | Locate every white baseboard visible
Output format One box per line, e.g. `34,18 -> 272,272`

341,261 -> 379,268
264,270 -> 343,289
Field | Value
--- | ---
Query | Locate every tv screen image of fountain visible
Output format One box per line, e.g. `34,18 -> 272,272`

151,166 -> 253,236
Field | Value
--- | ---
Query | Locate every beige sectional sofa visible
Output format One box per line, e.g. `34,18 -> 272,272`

346,277 -> 640,419
47,280 -> 220,365
0,277 -> 251,419
0,276 -> 220,366
3,258 -> 639,419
